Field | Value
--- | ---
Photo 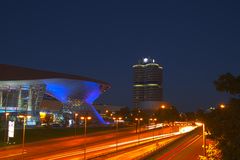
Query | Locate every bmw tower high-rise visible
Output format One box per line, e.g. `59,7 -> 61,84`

132,58 -> 163,110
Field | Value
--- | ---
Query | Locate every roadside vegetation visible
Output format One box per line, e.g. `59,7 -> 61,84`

201,73 -> 240,160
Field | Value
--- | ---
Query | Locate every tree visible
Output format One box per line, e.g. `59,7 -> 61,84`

155,106 -> 179,122
117,106 -> 130,117
199,142 -> 222,160
183,112 -> 196,121
214,73 -> 240,97
205,73 -> 240,160
114,106 -> 132,122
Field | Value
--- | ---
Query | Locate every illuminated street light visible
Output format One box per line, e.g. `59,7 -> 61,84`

203,123 -> 206,156
196,122 -> 206,157
143,58 -> 148,63
161,105 -> 166,109
149,118 -> 157,140
74,113 -> 78,136
148,118 -> 153,127
4,112 -> 10,143
209,106 -> 215,111
135,118 -> 143,144
18,115 -> 31,159
80,116 -> 92,160
220,104 -> 225,109
113,117 -> 122,151
197,123 -> 207,157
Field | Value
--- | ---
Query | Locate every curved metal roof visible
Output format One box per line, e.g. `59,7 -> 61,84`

0,64 -> 111,88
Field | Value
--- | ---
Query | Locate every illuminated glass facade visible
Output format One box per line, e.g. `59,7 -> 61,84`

0,81 -> 45,113
133,58 -> 163,107
0,64 -> 110,125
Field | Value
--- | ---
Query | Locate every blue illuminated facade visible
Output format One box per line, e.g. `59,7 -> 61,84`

0,64 -> 110,125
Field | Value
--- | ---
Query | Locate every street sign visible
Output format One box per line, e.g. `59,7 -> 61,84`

8,121 -> 15,138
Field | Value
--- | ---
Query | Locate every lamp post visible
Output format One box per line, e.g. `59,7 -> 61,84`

195,122 -> 206,157
202,123 -> 206,157
4,112 -> 9,143
149,118 -> 157,140
4,89 -> 10,143
80,116 -> 91,160
18,115 -> 31,159
113,117 -> 122,151
74,113 -> 78,136
135,118 -> 143,144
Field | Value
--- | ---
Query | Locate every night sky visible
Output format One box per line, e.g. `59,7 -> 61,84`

1,1 -> 240,112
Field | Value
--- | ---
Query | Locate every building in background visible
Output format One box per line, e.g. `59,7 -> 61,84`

132,57 -> 163,111
0,64 -> 110,125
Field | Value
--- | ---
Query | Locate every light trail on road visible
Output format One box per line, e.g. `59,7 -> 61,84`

36,126 -> 197,160
157,135 -> 202,160
0,125 -> 197,160
39,132 -> 182,160
104,137 -> 180,160
148,127 -> 203,160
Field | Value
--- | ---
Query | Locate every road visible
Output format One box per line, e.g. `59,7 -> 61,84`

103,136 -> 181,160
0,126 -> 180,160
45,131 -> 184,160
0,127 -> 132,159
149,128 -> 203,160
94,126 -> 198,160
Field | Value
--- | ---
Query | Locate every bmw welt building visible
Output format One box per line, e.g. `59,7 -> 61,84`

0,64 -> 110,125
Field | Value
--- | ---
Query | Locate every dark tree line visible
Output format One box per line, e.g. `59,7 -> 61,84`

205,73 -> 240,160
114,105 -> 180,125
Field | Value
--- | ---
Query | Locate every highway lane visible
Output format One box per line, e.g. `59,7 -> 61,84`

165,135 -> 202,160
0,127 -> 134,159
0,126 -> 177,160
33,127 -> 195,160
30,129 -> 182,159
94,127 -> 198,160
103,136 -> 181,160
149,128 -> 203,160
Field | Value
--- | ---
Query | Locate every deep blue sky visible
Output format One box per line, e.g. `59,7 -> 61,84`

1,1 -> 240,112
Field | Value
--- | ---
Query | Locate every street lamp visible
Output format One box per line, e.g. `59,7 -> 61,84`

220,104 -> 225,109
74,113 -> 78,136
161,105 -> 166,109
196,122 -> 206,157
149,118 -> 157,140
4,112 -> 10,143
202,123 -> 206,157
135,118 -> 143,144
18,115 -> 31,159
113,117 -> 122,151
80,116 -> 92,160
